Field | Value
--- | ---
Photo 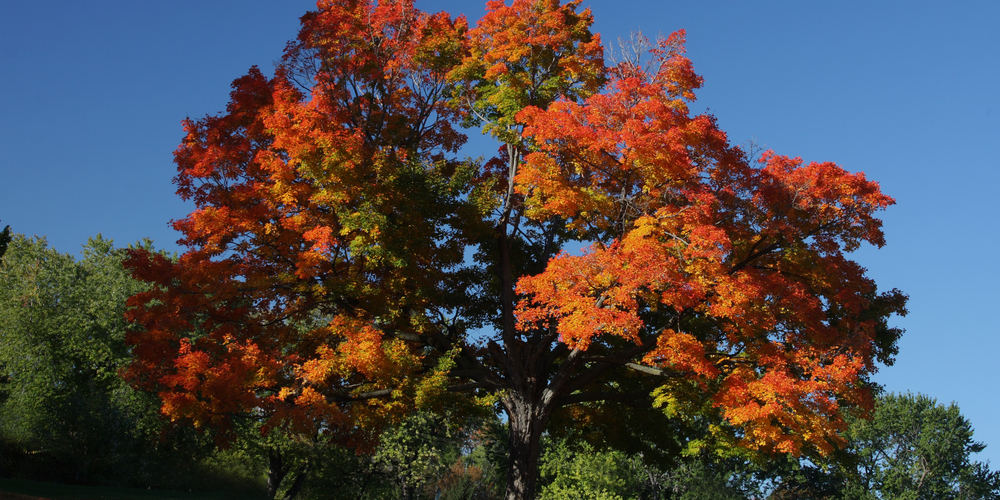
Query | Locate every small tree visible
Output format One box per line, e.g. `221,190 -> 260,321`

373,412 -> 465,500
841,393 -> 1000,500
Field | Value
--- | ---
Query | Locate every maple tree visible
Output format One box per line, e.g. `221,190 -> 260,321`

123,1 -> 906,499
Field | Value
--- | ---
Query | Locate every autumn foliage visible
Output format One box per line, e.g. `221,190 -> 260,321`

123,1 -> 905,498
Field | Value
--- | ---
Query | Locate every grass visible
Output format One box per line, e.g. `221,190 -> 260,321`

0,479 -> 266,500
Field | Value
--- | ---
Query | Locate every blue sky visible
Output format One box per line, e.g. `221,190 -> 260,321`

3,1 -> 998,464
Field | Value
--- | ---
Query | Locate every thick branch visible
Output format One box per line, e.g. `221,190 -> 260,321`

325,388 -> 393,403
540,347 -> 586,408
556,391 -> 650,407
388,325 -> 505,390
559,335 -> 661,397
447,382 -> 487,392
623,362 -> 680,378
497,145 -> 522,374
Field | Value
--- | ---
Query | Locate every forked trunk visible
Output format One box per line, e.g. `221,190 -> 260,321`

504,396 -> 550,500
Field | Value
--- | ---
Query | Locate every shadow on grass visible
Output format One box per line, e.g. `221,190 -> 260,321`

0,479 -> 267,500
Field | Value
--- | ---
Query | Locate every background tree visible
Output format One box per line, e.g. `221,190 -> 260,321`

0,222 -> 10,260
838,393 -> 1000,500
250,410 -> 500,500
372,412 -> 467,500
541,395 -> 769,500
0,234 -> 219,486
216,418 -> 318,500
436,418 -> 509,500
703,393 -> 1000,499
0,234 -> 149,481
536,439 -> 654,500
0,234 -> 277,494
123,1 -> 906,498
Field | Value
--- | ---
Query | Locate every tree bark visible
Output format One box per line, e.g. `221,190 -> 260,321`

282,462 -> 310,500
400,482 -> 416,500
503,394 -> 551,500
267,449 -> 288,500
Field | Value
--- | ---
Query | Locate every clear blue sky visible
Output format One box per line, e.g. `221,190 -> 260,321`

3,1 -> 998,465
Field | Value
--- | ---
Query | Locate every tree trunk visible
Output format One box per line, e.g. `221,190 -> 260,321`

503,395 -> 550,500
267,449 -> 288,500
282,462 -> 310,500
400,482 -> 416,500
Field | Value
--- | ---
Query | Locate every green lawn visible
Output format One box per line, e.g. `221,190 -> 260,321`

0,479 -> 265,500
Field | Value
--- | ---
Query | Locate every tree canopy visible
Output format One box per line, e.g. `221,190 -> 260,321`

122,1 -> 906,498
840,393 -> 1000,500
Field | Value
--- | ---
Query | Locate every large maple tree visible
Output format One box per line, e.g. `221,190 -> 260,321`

124,1 -> 906,498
